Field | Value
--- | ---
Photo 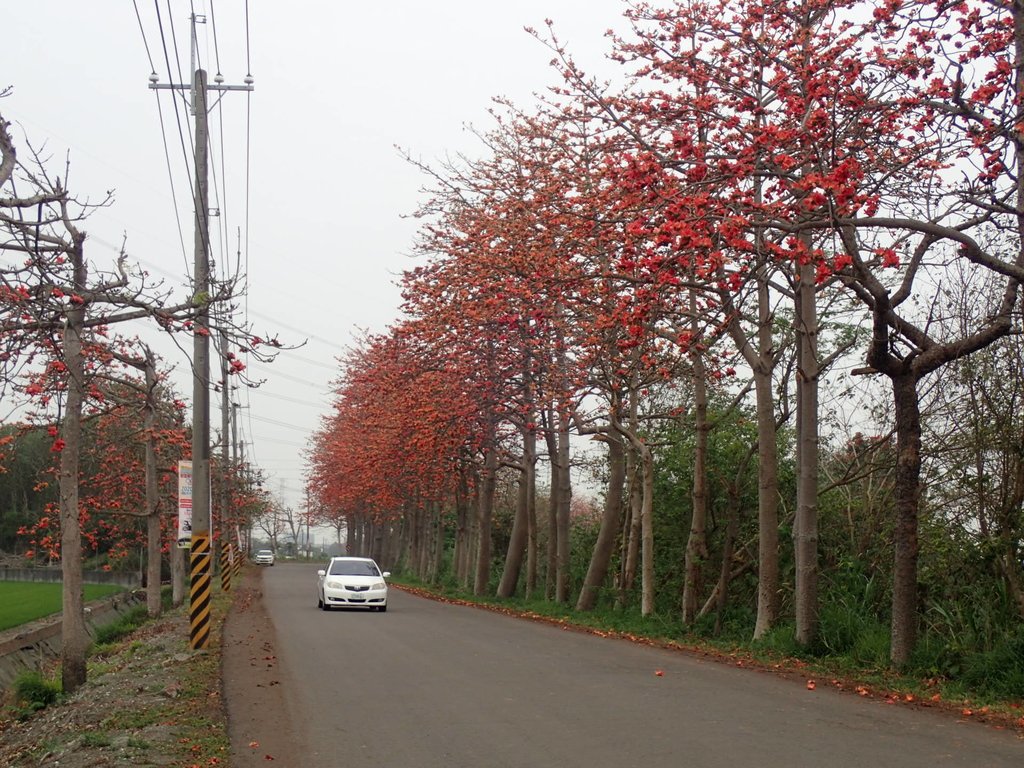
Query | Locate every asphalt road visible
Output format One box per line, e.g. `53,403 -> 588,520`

260,563 -> 1023,767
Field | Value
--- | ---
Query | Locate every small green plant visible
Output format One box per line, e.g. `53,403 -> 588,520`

126,737 -> 151,750
103,707 -> 163,730
958,628 -> 1024,699
12,670 -> 61,715
92,604 -> 149,646
81,731 -> 112,748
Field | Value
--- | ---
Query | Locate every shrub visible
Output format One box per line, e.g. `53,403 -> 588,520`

958,628 -> 1024,699
12,670 -> 61,715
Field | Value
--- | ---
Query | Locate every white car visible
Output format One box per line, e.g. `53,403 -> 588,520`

254,549 -> 275,566
317,557 -> 390,612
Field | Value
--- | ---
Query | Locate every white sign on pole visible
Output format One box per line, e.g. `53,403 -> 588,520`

177,460 -> 193,548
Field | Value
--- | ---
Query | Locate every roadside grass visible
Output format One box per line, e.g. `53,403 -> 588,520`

0,582 -> 125,631
2,580 -> 234,766
166,586 -> 232,765
392,576 -> 1024,729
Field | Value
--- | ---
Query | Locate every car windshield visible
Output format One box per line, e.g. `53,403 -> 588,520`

328,560 -> 380,577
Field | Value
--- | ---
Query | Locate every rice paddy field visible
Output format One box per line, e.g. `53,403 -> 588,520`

0,581 -> 125,631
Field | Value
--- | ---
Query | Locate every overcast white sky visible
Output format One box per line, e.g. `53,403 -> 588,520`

4,1 -> 628,524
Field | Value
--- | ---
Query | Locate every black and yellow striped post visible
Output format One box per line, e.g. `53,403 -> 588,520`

219,542 -> 232,592
189,533 -> 212,650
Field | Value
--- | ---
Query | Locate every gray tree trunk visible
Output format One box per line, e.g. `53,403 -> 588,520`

498,423 -> 535,598
474,441 -> 498,595
144,356 -> 162,617
889,370 -> 922,666
576,429 -> 626,611
793,258 -> 820,649
682,304 -> 710,625
554,407 -> 573,603
617,439 -> 643,608
59,239 -> 88,694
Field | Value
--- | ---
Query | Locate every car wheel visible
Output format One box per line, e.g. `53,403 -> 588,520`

317,595 -> 323,609
378,604 -> 387,613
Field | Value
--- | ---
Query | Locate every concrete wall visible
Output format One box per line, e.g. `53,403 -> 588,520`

0,567 -> 140,588
0,589 -> 147,692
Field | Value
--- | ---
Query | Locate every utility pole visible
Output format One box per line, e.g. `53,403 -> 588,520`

149,12 -> 253,650
219,324 -> 231,591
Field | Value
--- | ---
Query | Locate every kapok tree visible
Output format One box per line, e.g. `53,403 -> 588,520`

402,119 -> 597,597
308,329 -> 477,573
591,0 -> 1024,664
0,111 -> 263,692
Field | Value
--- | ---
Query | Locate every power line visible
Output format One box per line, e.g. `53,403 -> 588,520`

153,0 -> 197,234
132,0 -> 157,73
248,412 -> 313,433
152,90 -> 191,274
209,0 -> 223,76
251,388 -> 331,408
251,434 -> 306,449
244,0 -> 252,77
247,361 -> 331,390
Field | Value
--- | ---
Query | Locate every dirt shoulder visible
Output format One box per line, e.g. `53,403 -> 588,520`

0,605 -> 225,766
0,566 -> 296,767
221,566 -> 303,767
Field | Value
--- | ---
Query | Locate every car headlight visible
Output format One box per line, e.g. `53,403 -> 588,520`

371,581 -> 386,591
326,579 -> 343,589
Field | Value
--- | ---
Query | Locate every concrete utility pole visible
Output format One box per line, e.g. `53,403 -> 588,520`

219,324 -> 232,591
149,12 -> 253,649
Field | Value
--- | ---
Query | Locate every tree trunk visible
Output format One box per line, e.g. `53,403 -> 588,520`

498,424 -> 535,598
144,357 -> 161,617
638,440 -> 655,616
714,500 -> 741,637
525,442 -> 538,599
59,239 -> 88,694
171,543 -> 186,607
890,370 -> 923,666
577,430 -> 626,611
544,407 -> 559,600
554,406 -> 573,604
454,466 -> 470,585
474,441 -> 498,595
794,258 -> 820,649
432,503 -> 445,585
618,447 -> 643,608
751,268 -> 781,640
683,311 -> 710,625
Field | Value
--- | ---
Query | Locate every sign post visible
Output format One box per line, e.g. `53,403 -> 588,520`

177,460 -> 193,549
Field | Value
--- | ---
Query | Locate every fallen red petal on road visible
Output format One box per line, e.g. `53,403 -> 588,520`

806,680 -> 816,690
655,670 -> 664,676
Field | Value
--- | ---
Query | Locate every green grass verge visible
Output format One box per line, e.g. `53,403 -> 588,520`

0,581 -> 126,631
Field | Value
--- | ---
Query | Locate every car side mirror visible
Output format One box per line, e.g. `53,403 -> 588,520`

317,570 -> 326,577
382,571 -> 391,578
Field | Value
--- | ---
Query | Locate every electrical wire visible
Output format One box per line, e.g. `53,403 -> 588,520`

253,389 -> 332,408
249,413 -> 312,432
244,0 -> 252,78
153,91 -> 192,276
132,0 -> 157,73
153,0 -> 196,217
209,0 -> 223,77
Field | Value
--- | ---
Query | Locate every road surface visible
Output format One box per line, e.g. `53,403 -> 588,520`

227,563 -> 1024,767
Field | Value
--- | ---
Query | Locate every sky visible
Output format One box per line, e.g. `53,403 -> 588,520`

4,1 -> 630,525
